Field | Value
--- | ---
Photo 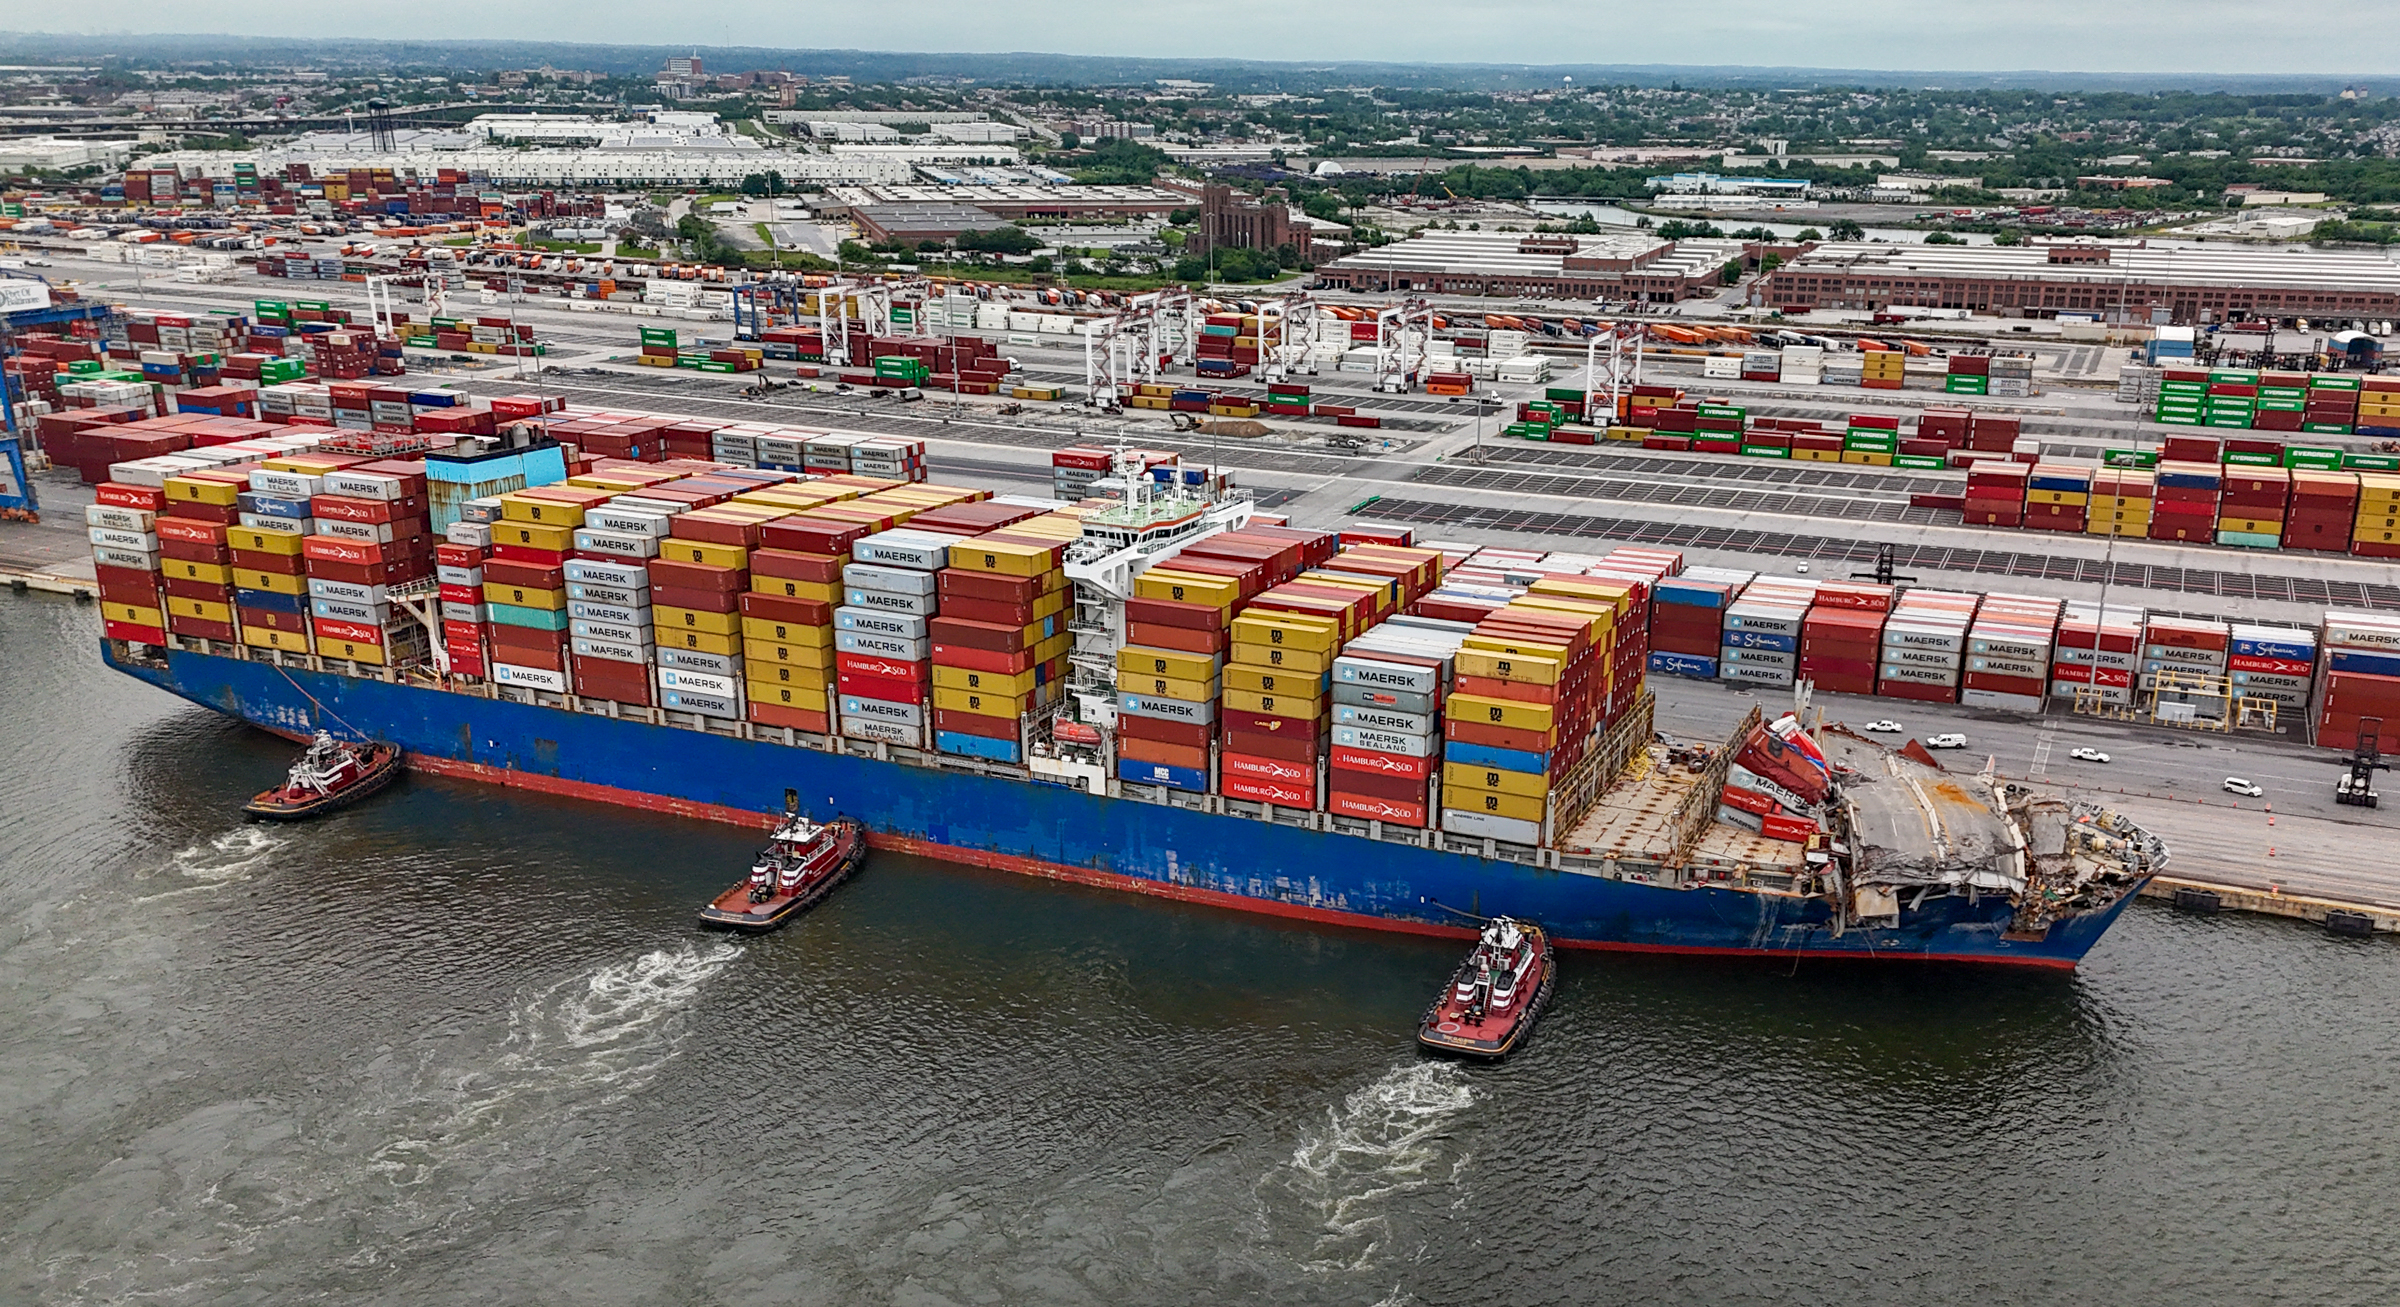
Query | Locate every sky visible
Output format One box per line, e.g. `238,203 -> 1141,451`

17,2 -> 2400,77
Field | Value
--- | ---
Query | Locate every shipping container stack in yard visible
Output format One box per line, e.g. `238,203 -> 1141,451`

2354,474 -> 2400,559
1964,594 -> 2062,712
1800,583 -> 1894,699
2317,612 -> 2400,753
1878,588 -> 1974,705
1719,578 -> 1810,690
2051,603 -> 2144,707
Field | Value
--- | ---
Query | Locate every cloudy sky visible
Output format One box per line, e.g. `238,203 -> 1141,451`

31,2 -> 2400,75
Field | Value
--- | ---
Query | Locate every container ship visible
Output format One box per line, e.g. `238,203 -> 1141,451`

79,403 -> 2185,967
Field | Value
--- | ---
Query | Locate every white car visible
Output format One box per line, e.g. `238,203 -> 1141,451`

1925,733 -> 1969,749
2222,777 -> 2265,798
2069,747 -> 2111,763
1862,720 -> 1904,733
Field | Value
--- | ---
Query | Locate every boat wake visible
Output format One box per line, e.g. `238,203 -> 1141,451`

367,941 -> 740,1190
1257,1062 -> 1478,1275
130,827 -> 289,900
17,940 -> 746,1303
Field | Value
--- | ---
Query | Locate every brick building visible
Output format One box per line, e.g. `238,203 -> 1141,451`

1192,183 -> 1312,261
1312,230 -> 1743,301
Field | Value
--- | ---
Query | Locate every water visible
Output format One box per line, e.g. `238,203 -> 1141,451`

4,594 -> 2397,1305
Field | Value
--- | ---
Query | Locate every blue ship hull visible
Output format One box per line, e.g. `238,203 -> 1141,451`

107,643 -> 2141,968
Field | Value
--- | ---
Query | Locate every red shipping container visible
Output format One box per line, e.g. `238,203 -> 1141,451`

1221,772 -> 1315,808
1220,724 -> 1321,762
1121,714 -> 1212,749
1327,791 -> 1428,827
1121,736 -> 1209,771
1222,751 -> 1313,787
750,701 -> 832,733
932,708 -> 1016,741
1328,765 -> 1427,802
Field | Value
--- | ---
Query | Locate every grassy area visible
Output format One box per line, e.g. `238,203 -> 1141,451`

441,235 -> 474,246
530,239 -> 602,254
695,193 -> 743,210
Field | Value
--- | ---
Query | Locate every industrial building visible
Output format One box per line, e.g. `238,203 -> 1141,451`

1312,231 -> 1748,301
1762,241 -> 2400,323
850,201 -> 1016,246
817,183 -> 1186,221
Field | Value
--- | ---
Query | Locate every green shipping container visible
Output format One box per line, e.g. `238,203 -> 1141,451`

2309,377 -> 2362,391
1696,404 -> 1746,420
2214,530 -> 2282,549
2303,423 -> 2356,435
698,361 -> 737,373
1895,454 -> 1948,470
1545,387 -> 1587,402
639,327 -> 679,346
1740,444 -> 1791,459
2344,454 -> 2400,470
253,300 -> 289,315
2158,414 -> 2203,426
2223,451 -> 2279,466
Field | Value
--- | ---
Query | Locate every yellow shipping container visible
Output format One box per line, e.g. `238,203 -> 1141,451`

1228,640 -> 1332,675
1223,663 -> 1327,696
163,476 -> 241,507
656,538 -> 749,570
242,626 -> 313,654
1447,693 -> 1556,734
100,600 -> 164,627
227,527 -> 303,555
320,637 -> 388,666
743,635 -> 836,666
656,605 -> 740,635
2026,489 -> 2090,506
2218,517 -> 2284,536
1841,451 -> 1895,466
1116,645 -> 1221,682
500,493 -> 588,527
932,685 -> 1035,719
750,575 -> 841,603
749,681 -> 831,711
933,663 -> 1041,696
1442,788 -> 1547,824
493,520 -> 576,553
1454,647 -> 1563,686
749,661 -> 832,690
1133,569 -> 1241,609
1222,687 -> 1326,720
165,595 -> 233,624
1461,632 -> 1574,662
947,538 -> 1062,577
1122,672 -> 1218,703
1230,611 -> 1338,653
660,626 -> 740,656
231,567 -> 306,595
484,582 -> 567,611
1441,760 -> 1549,799
163,559 -> 233,585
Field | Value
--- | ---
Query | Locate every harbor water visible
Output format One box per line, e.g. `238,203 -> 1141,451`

2,594 -> 2395,1305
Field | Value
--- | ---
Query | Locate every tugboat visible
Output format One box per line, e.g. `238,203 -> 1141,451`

1417,917 -> 1556,1061
697,790 -> 868,933
243,730 -> 404,821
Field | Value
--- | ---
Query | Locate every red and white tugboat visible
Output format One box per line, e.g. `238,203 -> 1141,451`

243,730 -> 404,821
1417,917 -> 1556,1061
698,791 -> 868,933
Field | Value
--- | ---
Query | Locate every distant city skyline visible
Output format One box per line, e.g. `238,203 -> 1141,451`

10,2 -> 2397,78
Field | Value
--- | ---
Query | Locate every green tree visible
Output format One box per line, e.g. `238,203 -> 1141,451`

1993,229 -> 2024,246
738,171 -> 785,197
1796,227 -> 1823,241
956,225 -> 1040,256
1174,255 -> 1210,281
1828,218 -> 1867,241
1721,260 -> 1743,286
1058,131 -> 1081,150
1923,231 -> 1966,245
